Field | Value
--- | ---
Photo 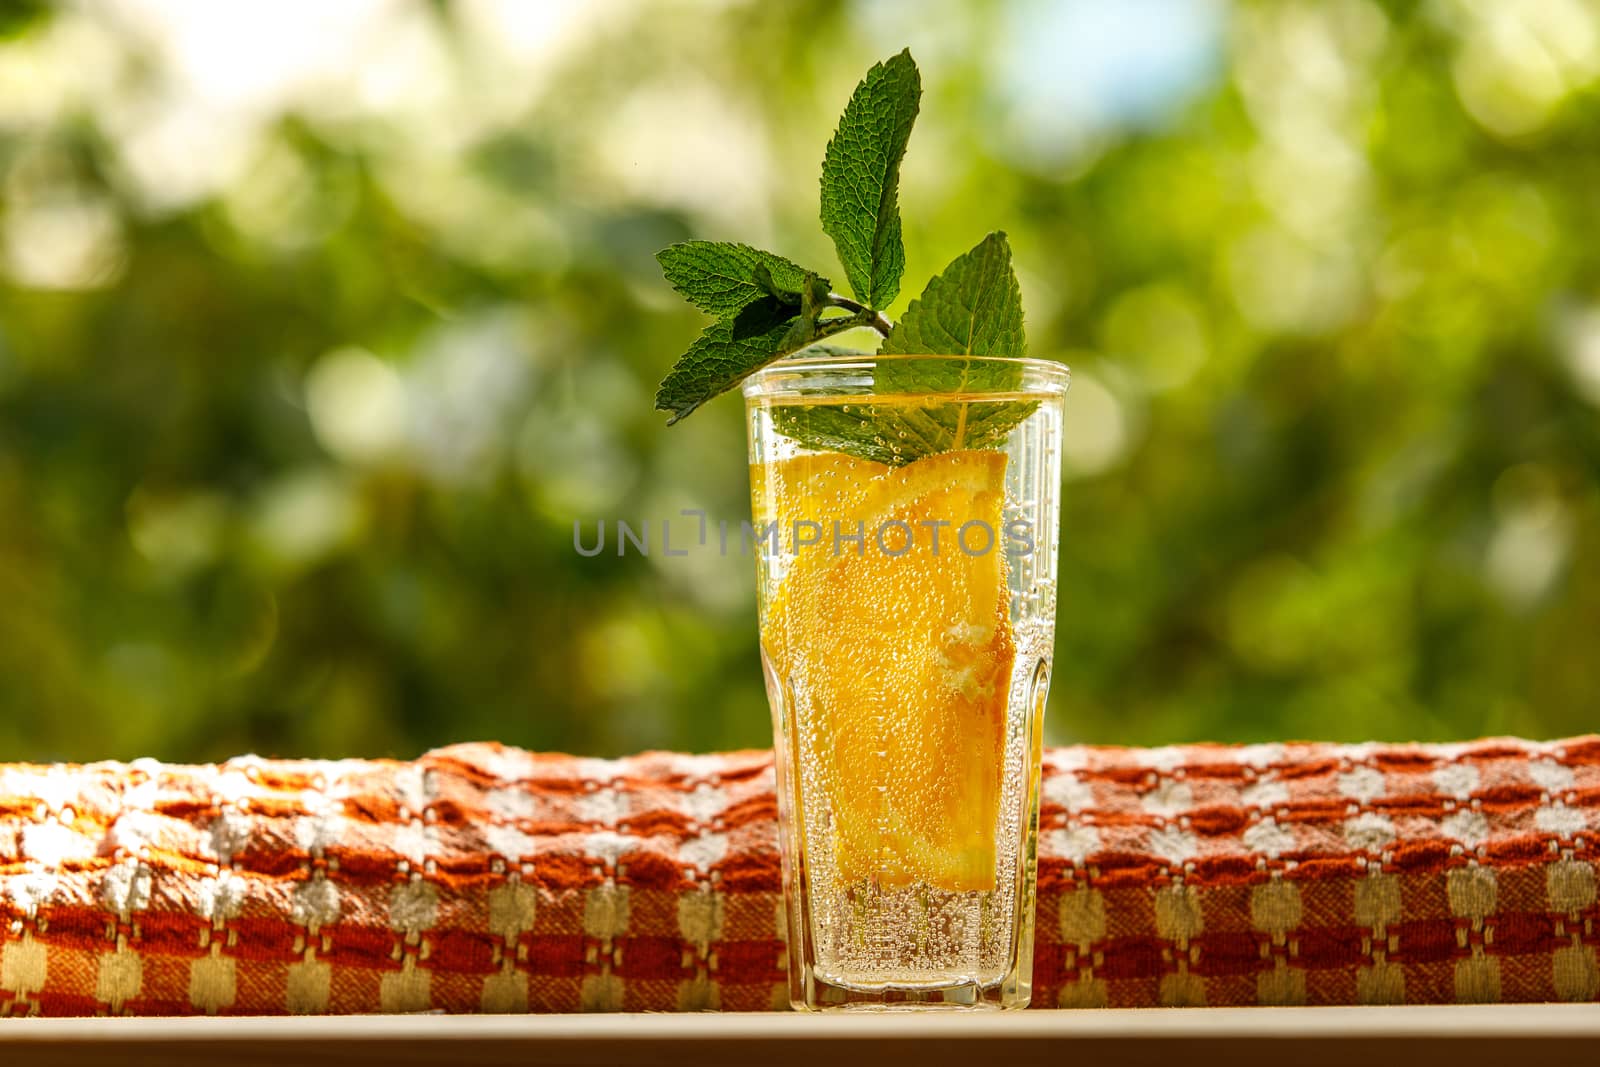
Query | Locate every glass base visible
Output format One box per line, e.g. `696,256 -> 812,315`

793,968 -> 1031,1011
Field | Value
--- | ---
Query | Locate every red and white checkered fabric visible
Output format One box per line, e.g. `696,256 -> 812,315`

0,736 -> 1596,1014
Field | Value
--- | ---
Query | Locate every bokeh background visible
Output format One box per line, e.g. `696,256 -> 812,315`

1,0 -> 1597,762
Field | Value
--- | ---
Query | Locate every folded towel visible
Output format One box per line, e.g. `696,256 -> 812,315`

0,736 -> 1595,1014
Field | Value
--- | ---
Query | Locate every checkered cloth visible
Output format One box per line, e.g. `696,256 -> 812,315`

1,736 -> 1597,1015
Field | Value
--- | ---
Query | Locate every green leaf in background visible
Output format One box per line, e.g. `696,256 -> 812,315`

655,241 -> 823,316
820,49 -> 921,309
775,233 -> 1039,463
0,0 -> 48,40
8,3 -> 1596,764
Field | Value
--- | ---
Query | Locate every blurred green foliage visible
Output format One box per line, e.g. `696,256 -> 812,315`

1,1 -> 1597,762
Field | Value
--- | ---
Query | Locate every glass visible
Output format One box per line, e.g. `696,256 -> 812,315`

743,353 -> 1067,1010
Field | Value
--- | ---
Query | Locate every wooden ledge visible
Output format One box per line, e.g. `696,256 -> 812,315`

2,1005 -> 1598,1067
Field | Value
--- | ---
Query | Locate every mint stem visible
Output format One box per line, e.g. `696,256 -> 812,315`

810,308 -> 883,344
825,293 -> 894,337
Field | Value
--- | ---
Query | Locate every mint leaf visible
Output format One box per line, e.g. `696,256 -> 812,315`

881,231 -> 1025,358
879,231 -> 1035,449
770,404 -> 902,466
761,343 -> 903,465
750,264 -> 792,304
655,309 -> 800,425
654,247 -> 845,422
656,242 -> 823,317
774,234 -> 1036,462
820,49 -> 921,309
655,304 -> 871,425
731,295 -> 799,341
771,362 -> 1037,463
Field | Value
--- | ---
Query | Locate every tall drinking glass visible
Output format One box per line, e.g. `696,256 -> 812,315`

743,354 -> 1067,1010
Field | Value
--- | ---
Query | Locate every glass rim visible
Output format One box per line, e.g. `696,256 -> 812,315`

741,352 -> 1070,400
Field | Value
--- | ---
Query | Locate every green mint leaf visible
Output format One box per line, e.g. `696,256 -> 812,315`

879,232 -> 1034,451
731,295 -> 797,341
775,234 -> 1037,462
654,303 -> 871,424
656,242 -> 822,317
770,404 -> 902,466
880,231 -> 1025,358
820,49 -> 921,309
761,343 -> 899,464
655,308 -> 801,425
750,264 -> 792,304
771,373 -> 1036,464
654,246 -> 843,423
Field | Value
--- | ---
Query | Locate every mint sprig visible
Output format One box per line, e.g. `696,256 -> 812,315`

654,49 -> 1047,462
772,233 -> 1035,463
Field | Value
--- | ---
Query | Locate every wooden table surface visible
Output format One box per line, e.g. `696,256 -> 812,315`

2,1005 -> 1598,1067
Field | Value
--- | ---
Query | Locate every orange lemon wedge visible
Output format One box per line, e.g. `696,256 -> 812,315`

757,449 -> 1014,892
